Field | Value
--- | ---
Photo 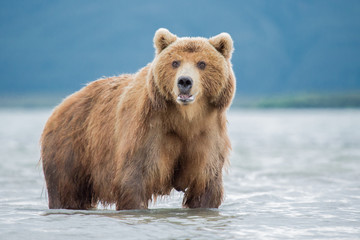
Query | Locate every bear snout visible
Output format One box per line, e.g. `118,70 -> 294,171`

177,76 -> 193,94
176,76 -> 195,104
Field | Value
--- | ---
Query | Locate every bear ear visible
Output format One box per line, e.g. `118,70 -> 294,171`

209,33 -> 234,59
154,28 -> 177,54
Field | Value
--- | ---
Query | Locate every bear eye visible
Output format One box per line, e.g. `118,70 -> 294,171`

172,60 -> 180,68
197,61 -> 206,70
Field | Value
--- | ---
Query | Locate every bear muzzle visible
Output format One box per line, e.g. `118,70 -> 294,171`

177,76 -> 195,105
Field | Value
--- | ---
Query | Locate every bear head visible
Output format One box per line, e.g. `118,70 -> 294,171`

148,28 -> 235,110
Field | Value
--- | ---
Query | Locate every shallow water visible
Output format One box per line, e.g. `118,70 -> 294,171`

0,108 -> 359,239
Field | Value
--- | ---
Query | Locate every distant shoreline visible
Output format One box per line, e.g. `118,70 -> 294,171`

0,93 -> 67,109
232,91 -> 360,109
1,91 -> 360,109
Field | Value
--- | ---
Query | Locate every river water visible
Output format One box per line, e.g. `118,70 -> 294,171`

0,109 -> 359,239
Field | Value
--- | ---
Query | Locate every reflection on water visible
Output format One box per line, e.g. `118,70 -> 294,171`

0,109 -> 359,239
40,208 -> 238,232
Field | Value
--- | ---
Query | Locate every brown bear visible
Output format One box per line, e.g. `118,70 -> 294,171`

41,28 -> 236,210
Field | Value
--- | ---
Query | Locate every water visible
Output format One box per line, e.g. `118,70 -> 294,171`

0,108 -> 359,239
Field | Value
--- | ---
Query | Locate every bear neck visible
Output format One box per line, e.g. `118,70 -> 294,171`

155,98 -> 219,140
174,98 -> 209,122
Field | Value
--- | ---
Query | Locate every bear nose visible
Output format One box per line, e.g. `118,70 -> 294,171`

177,76 -> 193,93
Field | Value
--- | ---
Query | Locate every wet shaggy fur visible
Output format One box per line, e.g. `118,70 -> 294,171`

41,28 -> 236,210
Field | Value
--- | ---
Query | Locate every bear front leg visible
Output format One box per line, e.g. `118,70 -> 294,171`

116,187 -> 149,210
114,160 -> 153,210
115,175 -> 152,210
183,172 -> 224,209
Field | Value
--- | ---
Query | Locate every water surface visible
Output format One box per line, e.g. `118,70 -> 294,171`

0,109 -> 359,239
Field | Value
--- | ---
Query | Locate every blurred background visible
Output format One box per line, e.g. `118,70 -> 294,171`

1,0 -> 359,108
1,2 -> 360,239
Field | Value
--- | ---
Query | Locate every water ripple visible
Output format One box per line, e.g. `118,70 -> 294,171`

1,109 -> 360,239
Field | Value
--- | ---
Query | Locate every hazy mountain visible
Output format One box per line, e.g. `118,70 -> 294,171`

1,0 -> 359,95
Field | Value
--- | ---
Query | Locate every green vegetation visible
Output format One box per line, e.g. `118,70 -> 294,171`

233,92 -> 360,108
0,93 -> 65,108
1,92 -> 360,109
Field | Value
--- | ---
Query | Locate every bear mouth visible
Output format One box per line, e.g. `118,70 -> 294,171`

177,94 -> 195,105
